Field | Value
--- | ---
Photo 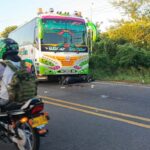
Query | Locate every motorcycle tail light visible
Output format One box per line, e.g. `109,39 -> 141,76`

31,105 -> 44,114
20,117 -> 28,123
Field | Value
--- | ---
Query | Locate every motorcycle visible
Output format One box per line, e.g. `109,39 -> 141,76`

0,98 -> 49,150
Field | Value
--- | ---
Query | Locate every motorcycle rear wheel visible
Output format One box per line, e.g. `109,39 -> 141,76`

15,122 -> 40,150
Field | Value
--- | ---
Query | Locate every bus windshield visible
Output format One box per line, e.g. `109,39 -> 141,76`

41,19 -> 87,52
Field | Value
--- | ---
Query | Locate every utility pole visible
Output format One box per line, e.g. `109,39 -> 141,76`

90,2 -> 94,22
90,2 -> 94,54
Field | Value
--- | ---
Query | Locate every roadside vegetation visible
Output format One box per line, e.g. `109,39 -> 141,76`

90,0 -> 150,84
0,25 -> 17,38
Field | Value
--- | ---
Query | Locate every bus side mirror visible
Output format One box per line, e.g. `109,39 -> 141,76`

33,27 -> 39,49
37,19 -> 44,39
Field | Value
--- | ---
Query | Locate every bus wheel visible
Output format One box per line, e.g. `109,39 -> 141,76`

59,76 -> 67,85
48,76 -> 59,82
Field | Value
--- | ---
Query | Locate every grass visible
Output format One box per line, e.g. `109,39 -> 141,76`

90,68 -> 150,85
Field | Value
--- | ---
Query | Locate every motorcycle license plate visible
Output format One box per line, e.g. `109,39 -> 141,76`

30,115 -> 48,128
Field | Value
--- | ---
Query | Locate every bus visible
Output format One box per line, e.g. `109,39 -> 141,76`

9,9 -> 96,79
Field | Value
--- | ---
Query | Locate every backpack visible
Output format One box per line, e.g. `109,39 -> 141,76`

1,60 -> 37,103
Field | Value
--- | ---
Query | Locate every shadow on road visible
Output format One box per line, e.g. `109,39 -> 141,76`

0,143 -> 16,150
38,75 -> 94,87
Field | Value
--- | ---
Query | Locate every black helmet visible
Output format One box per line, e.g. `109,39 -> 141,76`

0,38 -> 19,59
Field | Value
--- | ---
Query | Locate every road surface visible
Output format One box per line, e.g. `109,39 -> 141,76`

1,81 -> 150,150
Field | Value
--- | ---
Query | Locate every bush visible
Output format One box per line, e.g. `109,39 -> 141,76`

114,43 -> 150,68
91,34 -> 150,83
89,53 -> 110,70
93,36 -> 117,59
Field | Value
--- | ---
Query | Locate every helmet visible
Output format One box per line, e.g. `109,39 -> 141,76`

0,38 -> 19,59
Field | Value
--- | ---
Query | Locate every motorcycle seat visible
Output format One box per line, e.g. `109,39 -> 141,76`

0,102 -> 23,112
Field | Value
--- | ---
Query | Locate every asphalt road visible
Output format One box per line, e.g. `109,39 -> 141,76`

1,81 -> 150,150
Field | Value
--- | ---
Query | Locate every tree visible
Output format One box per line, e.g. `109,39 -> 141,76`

111,0 -> 150,21
107,20 -> 150,50
108,0 -> 150,49
1,25 -> 17,38
141,3 -> 150,19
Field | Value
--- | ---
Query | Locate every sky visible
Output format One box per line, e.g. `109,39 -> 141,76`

0,0 -> 123,32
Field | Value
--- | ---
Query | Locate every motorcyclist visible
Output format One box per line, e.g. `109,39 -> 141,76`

0,38 -> 21,106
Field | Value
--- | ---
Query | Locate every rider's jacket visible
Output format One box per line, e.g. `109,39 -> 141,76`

0,61 -> 20,105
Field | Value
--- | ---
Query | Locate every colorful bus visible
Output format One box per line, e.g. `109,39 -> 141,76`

9,9 -> 96,79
